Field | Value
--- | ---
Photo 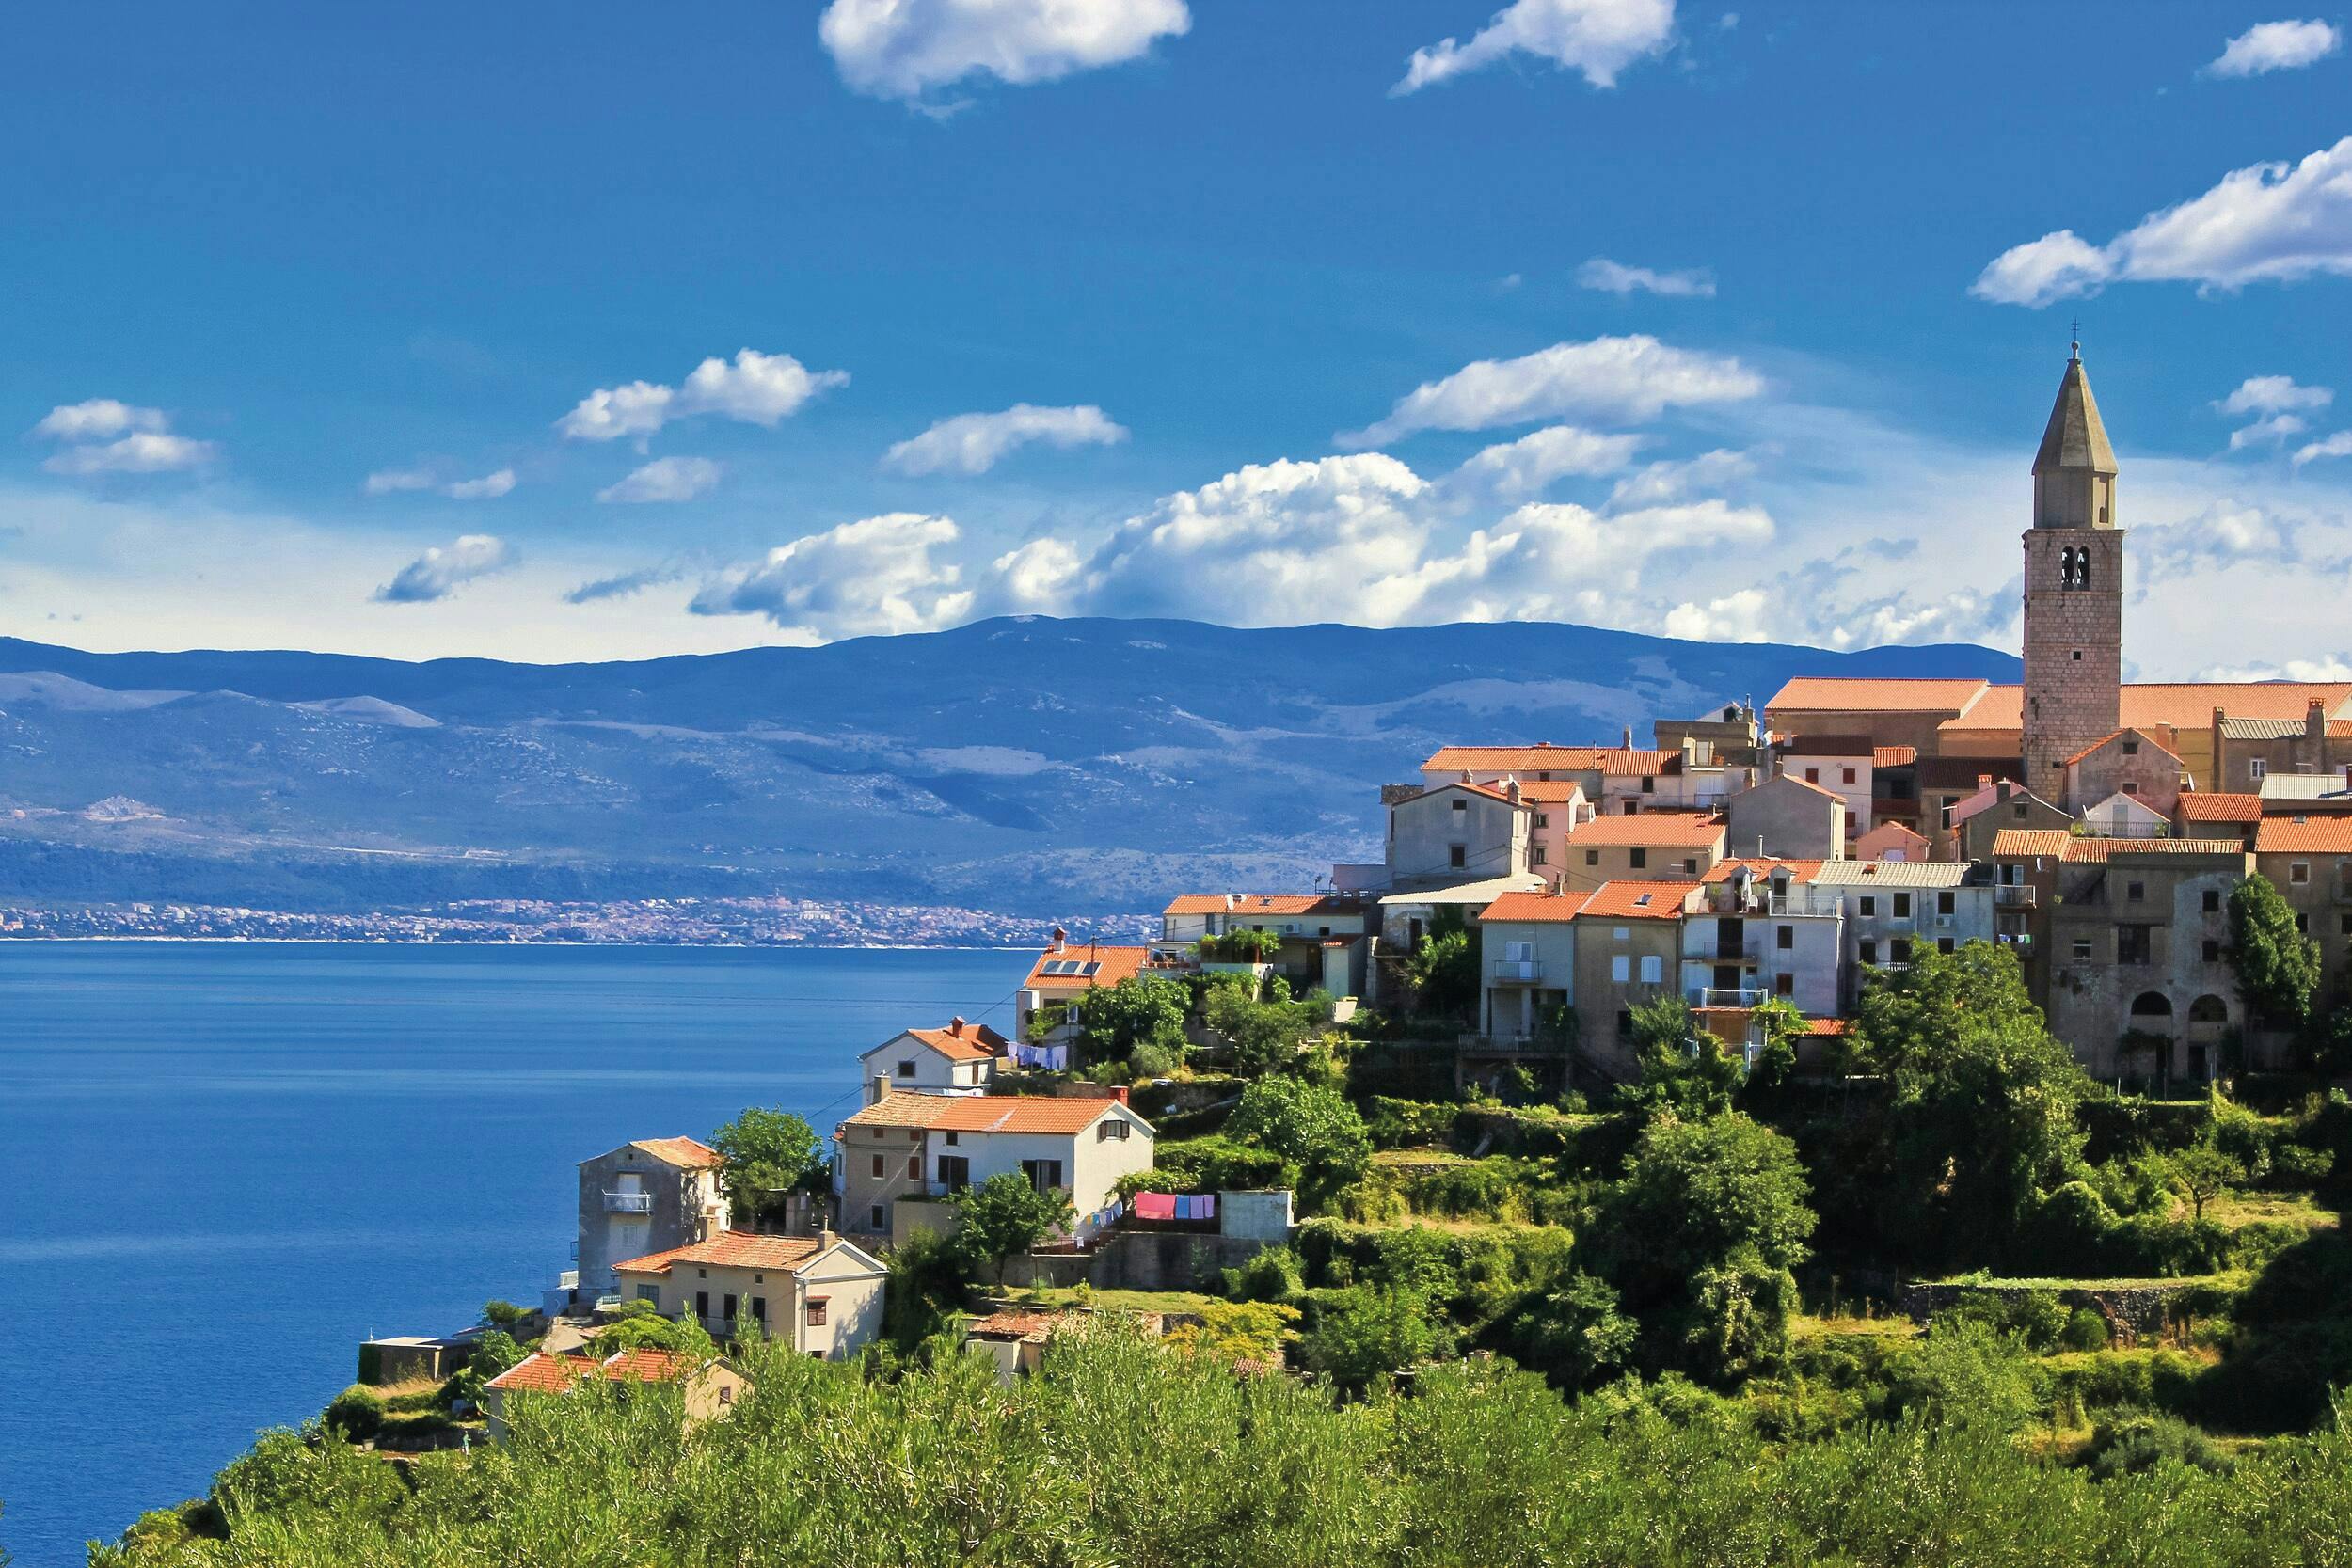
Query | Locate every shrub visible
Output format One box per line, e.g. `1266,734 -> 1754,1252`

2060,1307 -> 2112,1352
2080,1414 -> 2233,1480
1138,1135 -> 1294,1196
1299,1287 -> 1451,1387
322,1386 -> 387,1441
1128,1040 -> 1178,1080
1225,1245 -> 1306,1305
1881,1319 -> 2041,1433
1364,1097 -> 1458,1150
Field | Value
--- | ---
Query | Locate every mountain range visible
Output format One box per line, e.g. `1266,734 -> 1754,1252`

0,618 -> 2019,921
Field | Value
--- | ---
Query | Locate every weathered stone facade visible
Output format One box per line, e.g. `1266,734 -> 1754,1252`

2020,348 -> 2124,788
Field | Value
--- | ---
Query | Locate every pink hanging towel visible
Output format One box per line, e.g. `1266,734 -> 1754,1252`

1134,1192 -> 1178,1221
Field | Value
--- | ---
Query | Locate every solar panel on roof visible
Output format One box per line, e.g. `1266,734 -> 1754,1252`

1078,961 -> 1100,975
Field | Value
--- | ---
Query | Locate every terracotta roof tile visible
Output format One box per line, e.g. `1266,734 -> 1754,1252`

2178,792 -> 2263,824
1766,677 -> 1992,715
2256,816 -> 2352,854
1991,829 -> 2074,860
599,1348 -> 703,1383
2061,727 -> 2184,768
841,1092 -> 1142,1136
1702,856 -> 1826,884
1999,833 -> 2249,863
613,1231 -> 825,1276
1936,683 -> 2352,740
1024,942 -> 1156,990
486,1352 -> 601,1394
1422,745 -> 1668,775
1161,894 -> 1359,916
1873,746 -> 1919,768
1563,814 -> 1726,848
966,1308 -> 1066,1343
1573,881 -> 1704,921
899,1020 -> 1010,1063
631,1137 -> 723,1170
1800,1017 -> 1850,1037
1479,890 -> 1595,924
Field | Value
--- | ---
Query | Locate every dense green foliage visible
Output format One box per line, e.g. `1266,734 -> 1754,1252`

1226,1077 -> 1372,1199
952,1171 -> 1074,1283
2230,875 -> 2322,1026
94,1325 -> 2352,1568
707,1106 -> 823,1223
1076,974 -> 1190,1069
1406,907 -> 1477,1021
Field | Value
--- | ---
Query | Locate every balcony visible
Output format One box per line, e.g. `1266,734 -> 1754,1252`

1994,884 -> 2036,907
1490,958 -> 1544,984
603,1190 -> 654,1213
1690,986 -> 1766,1007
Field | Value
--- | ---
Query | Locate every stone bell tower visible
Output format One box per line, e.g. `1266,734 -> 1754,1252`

2021,340 -> 2123,788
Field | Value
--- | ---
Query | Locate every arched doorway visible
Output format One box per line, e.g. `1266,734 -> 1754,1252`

2127,992 -> 2175,1086
2186,995 -> 2230,1084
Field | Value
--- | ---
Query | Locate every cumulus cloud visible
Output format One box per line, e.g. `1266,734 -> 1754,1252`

32,399 -> 168,441
1663,587 -> 1768,642
2296,431 -> 2352,467
1972,136 -> 2352,305
1395,0 -> 1677,94
1339,334 -> 1761,447
1444,424 -> 1645,499
691,513 -> 974,641
374,535 -> 517,604
819,0 -> 1189,102
2218,375 -> 2333,417
987,537 -> 1087,612
557,349 -> 848,441
564,563 -> 687,605
1607,448 -> 1755,509
884,404 -> 1128,475
2205,19 -> 2342,78
1576,257 -> 1716,297
2230,414 -> 2309,449
364,467 -> 516,499
597,456 -> 722,504
2201,656 -> 2352,681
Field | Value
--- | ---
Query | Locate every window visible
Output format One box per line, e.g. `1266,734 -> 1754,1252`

896,1059 -> 915,1078
2250,759 -> 2268,783
869,1205 -> 885,1229
1098,1118 -> 1130,1141
2122,739 -> 2138,756
869,1154 -> 884,1179
1638,954 -> 1662,984
1615,1009 -> 1633,1039
1451,798 -> 1467,813
2122,782 -> 2139,797
1859,940 -> 1878,965
2291,862 -> 2311,885
1893,893 -> 1912,919
944,1131 -> 959,1147
1641,776 -> 1655,794
1891,938 -> 1913,964
751,1296 -> 767,1323
1859,895 -> 1876,917
1629,847 -> 1648,869
2013,803 -> 2027,818
1842,768 -> 1857,785
806,1298 -> 828,1327
1682,858 -> 1698,875
938,1155 -> 970,1191
1532,847 -> 1548,865
1534,813 -> 1549,829
1611,955 -> 1630,982
695,1291 -> 710,1320
906,1156 -> 921,1179
1774,974 -> 1794,997
2118,926 -> 2153,965
2296,913 -> 2311,935
1776,925 -> 1793,950
2125,880 -> 2145,902
1449,845 -> 1467,869
1585,849 -> 1601,866
718,1387 -> 734,1406
2073,939 -> 2094,961
2203,940 -> 2222,963
1020,1158 -> 1065,1193
2202,890 -> 2221,913
2342,913 -> 2352,936
1938,937 -> 1955,955
1937,891 -> 1955,916
636,1284 -> 660,1304
2071,650 -> 2082,662
1804,768 -> 1820,784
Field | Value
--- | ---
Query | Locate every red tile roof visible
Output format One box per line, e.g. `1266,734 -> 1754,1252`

1162,894 -> 1357,916
486,1352 -> 601,1394
1990,829 -> 2073,860
487,1348 -> 711,1394
1478,890 -> 1595,924
600,1348 -> 703,1383
1873,746 -> 1919,768
613,1231 -> 826,1276
2178,792 -> 2263,824
1422,745 -> 1668,775
1799,1017 -> 1850,1037
1703,856 -> 1825,884
631,1136 -> 723,1170
1767,677 -> 1993,715
1994,829 -> 2249,863
1574,880 -> 1703,920
1024,942 -> 1155,990
902,1019 -> 1010,1063
842,1091 -> 1140,1135
1563,814 -> 1726,848
2061,727 -> 2184,768
1935,683 -> 2352,740
2256,816 -> 2352,854
966,1308 -> 1066,1343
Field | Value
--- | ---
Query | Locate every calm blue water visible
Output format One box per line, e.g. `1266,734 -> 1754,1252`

0,942 -> 1030,1565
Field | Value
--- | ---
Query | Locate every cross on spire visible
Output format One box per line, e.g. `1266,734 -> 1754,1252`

2069,316 -> 2081,360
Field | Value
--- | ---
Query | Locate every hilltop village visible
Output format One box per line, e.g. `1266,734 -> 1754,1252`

105,352 -> 2352,1562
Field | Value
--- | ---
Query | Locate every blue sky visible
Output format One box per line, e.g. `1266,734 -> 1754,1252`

4,1 -> 2350,677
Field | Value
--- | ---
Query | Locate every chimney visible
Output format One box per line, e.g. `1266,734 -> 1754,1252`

1109,1085 -> 1130,1106
2309,700 -> 2327,745
870,1073 -> 892,1107
1622,725 -> 1634,749
1050,926 -> 1067,953
948,1015 -> 967,1036
818,1227 -> 837,1251
1504,777 -> 1522,803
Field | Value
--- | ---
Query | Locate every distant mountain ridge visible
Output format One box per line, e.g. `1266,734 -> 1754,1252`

0,618 -> 2019,919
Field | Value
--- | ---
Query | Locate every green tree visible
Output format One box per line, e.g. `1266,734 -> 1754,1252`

2168,1140 -> 2246,1223
1226,1075 -> 1372,1198
1497,1270 -> 1636,1391
1616,997 -> 1742,1118
1408,907 -> 1478,1021
1883,1317 -> 2040,1433
709,1106 -> 823,1225
1299,1287 -> 1448,1387
1205,978 -> 1333,1077
481,1299 -> 532,1329
1740,996 -> 1805,1099
952,1171 -> 1073,1283
2230,875 -> 2322,1027
1077,974 -> 1190,1068
882,1223 -> 971,1349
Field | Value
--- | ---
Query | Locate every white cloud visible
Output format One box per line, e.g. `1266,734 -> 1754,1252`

2217,375 -> 2333,417
2230,413 -> 2308,449
40,432 -> 216,476
364,467 -> 516,499
1663,587 -> 1768,642
32,400 -> 168,441
1445,424 -> 1645,499
884,404 -> 1128,476
1576,257 -> 1716,297
988,537 -> 1087,611
374,535 -> 517,604
691,513 -> 974,641
1339,334 -> 1761,447
1395,0 -> 1677,94
818,0 -> 1189,102
2205,19 -> 2341,78
2295,431 -> 2352,467
1606,447 -> 1754,509
2201,656 -> 2352,681
557,349 -> 848,441
1972,136 -> 2352,305
597,456 -> 723,504
564,563 -> 686,605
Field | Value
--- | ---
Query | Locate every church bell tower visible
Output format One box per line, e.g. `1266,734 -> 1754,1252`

2021,340 -> 2123,786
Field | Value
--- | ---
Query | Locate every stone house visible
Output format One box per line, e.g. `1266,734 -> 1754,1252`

612,1229 -> 887,1359
1567,880 -> 1707,1070
1775,735 -> 1883,838
2059,728 -> 2187,818
1684,859 -> 1843,1014
1953,778 -> 2070,863
2174,790 -> 2262,849
1474,887 -> 1588,1041
832,1087 -> 1154,1244
1387,778 -> 1533,887
2254,815 -> 2352,1000
1724,771 -> 1847,862
1809,860 -> 1994,1007
1513,780 -> 1594,879
858,1018 -> 1009,1101
575,1137 -> 727,1305
1558,812 -> 1725,892
1419,741 -> 1676,817
2213,704 -> 2352,795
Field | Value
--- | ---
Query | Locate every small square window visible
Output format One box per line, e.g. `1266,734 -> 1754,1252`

805,1299 -> 828,1327
1682,858 -> 1697,875
1893,893 -> 1912,918
1937,937 -> 1955,955
1776,925 -> 1793,950
2202,890 -> 2221,913
2072,939 -> 2093,961
1629,848 -> 1647,869
1774,974 -> 1794,996
1452,799 -> 1468,812
1585,849 -> 1600,866
869,1205 -> 884,1228
945,1131 -> 959,1147
1449,845 -> 1467,868
1937,891 -> 1956,915
1804,768 -> 1820,784
2071,650 -> 2083,662
1859,940 -> 1878,965
2203,939 -> 2222,962
2291,862 -> 2311,885
1842,768 -> 1857,785
1610,955 -> 1629,982
896,1059 -> 915,1078
2122,740 -> 2138,756
1859,896 -> 1876,917
2126,881 -> 2145,902
1891,938 -> 1913,964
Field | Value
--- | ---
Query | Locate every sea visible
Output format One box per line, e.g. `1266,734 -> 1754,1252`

0,941 -> 1032,1565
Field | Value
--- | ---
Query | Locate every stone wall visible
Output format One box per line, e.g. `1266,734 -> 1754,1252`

1897,1279 -> 2210,1345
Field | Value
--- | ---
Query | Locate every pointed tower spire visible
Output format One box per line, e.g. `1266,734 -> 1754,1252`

2031,344 -> 2118,528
